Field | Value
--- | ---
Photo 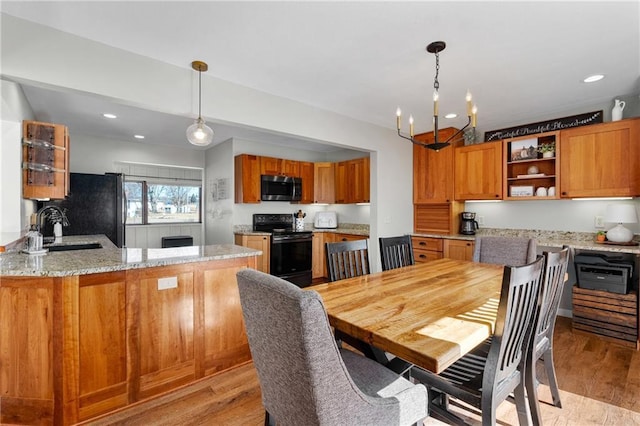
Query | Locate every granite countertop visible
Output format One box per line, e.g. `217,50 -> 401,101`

234,223 -> 370,237
0,235 -> 261,277
413,228 -> 640,255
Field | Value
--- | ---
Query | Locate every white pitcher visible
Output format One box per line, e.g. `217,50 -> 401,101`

612,99 -> 626,121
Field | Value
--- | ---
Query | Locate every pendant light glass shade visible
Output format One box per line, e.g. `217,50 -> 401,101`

186,117 -> 214,146
187,60 -> 214,147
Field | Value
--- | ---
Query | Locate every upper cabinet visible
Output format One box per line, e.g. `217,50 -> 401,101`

297,161 -> 315,204
234,154 -> 261,203
234,154 -> 368,204
454,140 -> 503,200
559,118 -> 640,198
413,128 -> 461,204
313,162 -> 335,204
503,132 -> 560,200
260,156 -> 300,177
22,120 -> 70,200
335,157 -> 370,204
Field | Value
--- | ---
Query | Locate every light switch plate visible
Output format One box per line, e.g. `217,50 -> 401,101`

594,215 -> 604,228
158,276 -> 178,290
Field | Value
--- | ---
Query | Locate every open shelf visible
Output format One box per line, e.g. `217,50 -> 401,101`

504,132 -> 559,200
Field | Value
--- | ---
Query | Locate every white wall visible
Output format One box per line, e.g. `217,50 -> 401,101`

1,15 -> 415,269
1,79 -> 36,235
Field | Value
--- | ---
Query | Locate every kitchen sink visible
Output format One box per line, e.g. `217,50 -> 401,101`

45,242 -> 103,251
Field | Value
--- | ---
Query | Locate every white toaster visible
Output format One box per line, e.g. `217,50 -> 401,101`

314,211 -> 338,229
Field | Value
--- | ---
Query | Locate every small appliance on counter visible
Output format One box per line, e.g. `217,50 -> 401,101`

460,211 -> 479,235
314,211 -> 338,229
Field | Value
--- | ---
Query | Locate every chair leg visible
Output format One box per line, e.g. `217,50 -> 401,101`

264,410 -> 275,426
525,357 -> 542,426
513,382 -> 532,426
543,349 -> 562,408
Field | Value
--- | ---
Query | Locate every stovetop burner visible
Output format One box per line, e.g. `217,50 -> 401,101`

253,213 -> 311,235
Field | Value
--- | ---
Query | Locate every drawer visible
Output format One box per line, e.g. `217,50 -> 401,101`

414,249 -> 443,263
411,237 -> 443,252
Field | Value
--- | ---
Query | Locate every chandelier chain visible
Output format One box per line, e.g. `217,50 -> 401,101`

433,51 -> 440,91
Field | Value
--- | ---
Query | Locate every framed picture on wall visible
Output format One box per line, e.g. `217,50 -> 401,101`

509,138 -> 538,162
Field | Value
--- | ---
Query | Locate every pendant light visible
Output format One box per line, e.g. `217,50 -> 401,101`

186,60 -> 214,146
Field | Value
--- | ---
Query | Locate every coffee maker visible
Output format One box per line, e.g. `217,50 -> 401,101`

460,212 -> 479,235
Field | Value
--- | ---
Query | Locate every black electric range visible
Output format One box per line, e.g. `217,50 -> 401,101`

252,214 -> 313,287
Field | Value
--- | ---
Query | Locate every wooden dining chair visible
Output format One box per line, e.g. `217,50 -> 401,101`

410,256 -> 545,425
236,268 -> 429,426
473,236 -> 537,266
326,239 -> 370,282
526,246 -> 570,425
379,235 -> 415,271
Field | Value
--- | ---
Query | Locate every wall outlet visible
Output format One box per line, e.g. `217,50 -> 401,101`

594,215 -> 604,229
477,215 -> 485,226
158,276 -> 178,290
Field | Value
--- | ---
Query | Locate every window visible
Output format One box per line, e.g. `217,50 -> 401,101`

124,179 -> 202,225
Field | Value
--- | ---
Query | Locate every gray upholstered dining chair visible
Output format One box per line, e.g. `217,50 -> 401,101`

379,235 -> 415,271
410,256 -> 545,425
526,246 -> 570,425
326,239 -> 370,282
236,268 -> 429,426
473,236 -> 537,266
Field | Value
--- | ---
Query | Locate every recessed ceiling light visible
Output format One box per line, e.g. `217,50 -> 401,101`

103,113 -> 117,119
134,135 -> 145,139
444,113 -> 457,119
583,74 -> 604,83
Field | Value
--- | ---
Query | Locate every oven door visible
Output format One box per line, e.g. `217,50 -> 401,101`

270,234 -> 312,287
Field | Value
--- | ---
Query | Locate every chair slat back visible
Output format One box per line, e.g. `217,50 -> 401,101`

485,256 -> 544,396
534,247 -> 570,348
326,239 -> 370,282
379,235 -> 415,271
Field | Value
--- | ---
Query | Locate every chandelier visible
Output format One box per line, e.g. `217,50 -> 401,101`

396,41 -> 477,151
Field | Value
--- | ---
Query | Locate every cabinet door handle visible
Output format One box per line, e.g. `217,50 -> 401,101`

341,238 -> 347,241
418,254 -> 427,259
419,242 -> 426,246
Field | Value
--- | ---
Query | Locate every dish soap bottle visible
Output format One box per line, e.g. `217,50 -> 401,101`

54,221 -> 63,241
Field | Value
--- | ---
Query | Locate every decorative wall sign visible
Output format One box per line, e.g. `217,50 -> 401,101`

484,111 -> 603,141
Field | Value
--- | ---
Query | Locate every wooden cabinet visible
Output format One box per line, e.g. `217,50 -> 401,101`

312,232 -> 326,279
334,161 -> 348,203
413,128 -> 464,235
234,154 -> 261,203
235,234 -> 270,273
413,128 -> 461,203
454,140 -> 503,200
22,120 -> 69,200
332,232 -> 368,243
572,286 -> 638,349
503,132 -> 560,200
260,156 -> 300,177
297,161 -> 315,204
411,236 -> 443,263
334,157 -> 370,204
443,239 -> 474,261
559,118 -> 640,198
314,162 -> 335,204
0,257 -> 255,425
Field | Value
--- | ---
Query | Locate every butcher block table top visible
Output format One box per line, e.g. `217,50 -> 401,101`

309,258 -> 505,373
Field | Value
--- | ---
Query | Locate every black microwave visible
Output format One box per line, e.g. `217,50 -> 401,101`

261,175 -> 302,201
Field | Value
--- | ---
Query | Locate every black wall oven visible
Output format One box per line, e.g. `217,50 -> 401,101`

253,214 -> 312,287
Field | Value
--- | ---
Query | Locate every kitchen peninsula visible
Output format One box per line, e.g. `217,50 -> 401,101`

0,236 -> 260,425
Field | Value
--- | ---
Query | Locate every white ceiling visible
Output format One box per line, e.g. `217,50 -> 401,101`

2,1 -> 639,151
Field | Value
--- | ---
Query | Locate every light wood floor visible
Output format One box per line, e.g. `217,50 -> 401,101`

84,317 -> 640,425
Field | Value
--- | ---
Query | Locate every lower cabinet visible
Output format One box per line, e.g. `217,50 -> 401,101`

312,232 -> 326,279
235,234 -> 270,273
0,257 -> 255,425
412,236 -> 443,263
572,286 -> 638,349
443,239 -> 475,261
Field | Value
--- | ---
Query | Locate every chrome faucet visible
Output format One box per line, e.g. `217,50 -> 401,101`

35,205 -> 69,234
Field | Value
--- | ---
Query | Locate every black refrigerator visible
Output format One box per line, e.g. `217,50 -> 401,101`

38,173 -> 126,247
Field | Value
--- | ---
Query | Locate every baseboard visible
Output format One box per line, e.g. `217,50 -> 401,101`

558,308 -> 572,318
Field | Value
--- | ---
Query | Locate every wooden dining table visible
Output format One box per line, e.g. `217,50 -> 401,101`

308,258 -> 505,374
